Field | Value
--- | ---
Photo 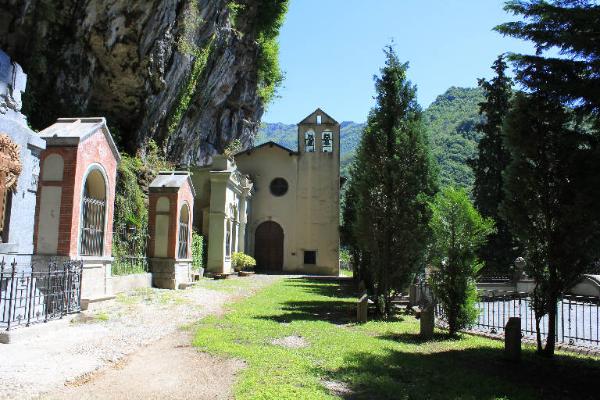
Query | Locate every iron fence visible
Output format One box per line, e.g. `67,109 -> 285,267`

112,225 -> 149,275
434,290 -> 600,349
80,196 -> 106,256
178,222 -> 189,259
1,258 -> 83,330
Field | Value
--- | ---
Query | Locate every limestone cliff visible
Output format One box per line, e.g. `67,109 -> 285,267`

0,0 -> 285,165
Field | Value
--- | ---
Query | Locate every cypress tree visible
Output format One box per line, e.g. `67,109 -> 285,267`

496,0 -> 600,118
344,46 -> 437,318
501,92 -> 600,356
470,55 -> 518,275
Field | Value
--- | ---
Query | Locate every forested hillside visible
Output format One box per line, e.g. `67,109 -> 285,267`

257,86 -> 484,188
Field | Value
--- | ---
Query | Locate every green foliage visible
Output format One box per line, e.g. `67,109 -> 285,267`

428,187 -> 495,336
169,37 -> 214,136
470,55 -> 519,275
496,0 -> 600,117
192,231 -> 205,271
344,46 -> 437,318
113,140 -> 173,274
223,139 -> 243,158
227,1 -> 245,28
177,1 -> 203,55
501,92 -> 600,355
253,0 -> 289,105
231,252 -> 257,272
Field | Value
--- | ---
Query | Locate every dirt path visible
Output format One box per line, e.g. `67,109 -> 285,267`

0,274 -> 281,400
44,331 -> 244,400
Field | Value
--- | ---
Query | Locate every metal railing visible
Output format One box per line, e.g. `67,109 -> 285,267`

1,258 -> 83,330
80,196 -> 106,256
178,222 -> 189,259
435,290 -> 600,348
112,225 -> 149,275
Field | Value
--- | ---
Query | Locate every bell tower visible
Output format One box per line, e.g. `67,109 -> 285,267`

295,108 -> 340,275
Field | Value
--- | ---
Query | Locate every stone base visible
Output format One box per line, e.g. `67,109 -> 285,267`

0,316 -> 75,344
32,255 -> 113,305
150,258 -> 192,289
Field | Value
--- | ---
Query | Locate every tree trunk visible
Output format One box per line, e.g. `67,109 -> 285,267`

543,297 -> 558,357
535,314 -> 543,353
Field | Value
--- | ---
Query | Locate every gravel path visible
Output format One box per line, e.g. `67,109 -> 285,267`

0,274 -> 281,400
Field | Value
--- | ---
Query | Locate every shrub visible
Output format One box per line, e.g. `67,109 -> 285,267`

428,186 -> 495,336
192,231 -> 204,271
231,252 -> 256,272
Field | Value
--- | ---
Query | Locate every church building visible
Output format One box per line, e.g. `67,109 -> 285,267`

191,109 -> 340,275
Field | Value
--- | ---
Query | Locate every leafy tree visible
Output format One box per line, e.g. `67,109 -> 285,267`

470,55 -> 518,275
496,0 -> 600,118
428,187 -> 495,336
344,46 -> 437,318
500,92 -> 600,356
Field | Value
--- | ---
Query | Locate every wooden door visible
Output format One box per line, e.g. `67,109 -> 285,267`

254,221 -> 284,271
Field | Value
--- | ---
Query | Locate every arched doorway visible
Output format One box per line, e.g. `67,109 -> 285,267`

79,168 -> 107,256
254,221 -> 284,271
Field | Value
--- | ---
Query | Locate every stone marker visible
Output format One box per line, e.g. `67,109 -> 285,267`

505,317 -> 521,362
356,293 -> 368,323
420,305 -> 435,339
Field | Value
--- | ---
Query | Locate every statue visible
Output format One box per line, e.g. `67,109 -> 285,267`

0,133 -> 22,240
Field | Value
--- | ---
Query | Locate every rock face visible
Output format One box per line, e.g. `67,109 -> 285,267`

0,0 -> 270,165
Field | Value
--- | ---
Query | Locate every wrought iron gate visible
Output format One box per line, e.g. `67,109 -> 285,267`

0,259 -> 83,330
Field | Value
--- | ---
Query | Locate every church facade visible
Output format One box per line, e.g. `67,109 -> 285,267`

192,109 -> 340,275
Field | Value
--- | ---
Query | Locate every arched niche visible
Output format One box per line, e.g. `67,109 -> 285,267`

42,154 -> 64,181
178,203 -> 190,259
154,196 -> 170,258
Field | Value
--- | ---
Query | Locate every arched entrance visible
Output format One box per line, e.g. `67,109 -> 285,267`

254,221 -> 284,271
79,168 -> 107,256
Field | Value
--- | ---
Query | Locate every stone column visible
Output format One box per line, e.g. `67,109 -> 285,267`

504,317 -> 521,362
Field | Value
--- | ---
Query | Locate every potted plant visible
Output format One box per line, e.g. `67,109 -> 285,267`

231,252 -> 256,276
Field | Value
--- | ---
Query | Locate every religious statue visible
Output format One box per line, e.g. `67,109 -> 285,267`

0,133 -> 22,241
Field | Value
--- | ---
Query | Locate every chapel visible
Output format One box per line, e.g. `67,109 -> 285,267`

191,109 -> 341,275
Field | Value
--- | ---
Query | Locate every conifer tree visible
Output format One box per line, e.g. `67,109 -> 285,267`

470,55 -> 518,274
501,92 -> 600,356
496,0 -> 600,117
344,46 -> 437,318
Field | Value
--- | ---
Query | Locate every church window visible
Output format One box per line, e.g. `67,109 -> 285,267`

304,131 -> 315,152
304,250 -> 316,265
322,131 -> 333,153
270,178 -> 288,197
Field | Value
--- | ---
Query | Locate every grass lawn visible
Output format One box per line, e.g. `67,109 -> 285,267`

193,277 -> 600,400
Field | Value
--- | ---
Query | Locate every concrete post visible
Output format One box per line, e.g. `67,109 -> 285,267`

504,317 -> 521,362
357,293 -> 368,323
420,305 -> 435,339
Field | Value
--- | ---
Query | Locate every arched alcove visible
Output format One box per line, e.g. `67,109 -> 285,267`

154,196 -> 170,258
42,154 -> 64,181
79,167 -> 107,256
178,203 -> 190,259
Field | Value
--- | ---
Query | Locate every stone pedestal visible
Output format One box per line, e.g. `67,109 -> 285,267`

150,258 -> 192,290
505,317 -> 521,362
356,294 -> 368,323
420,306 -> 435,339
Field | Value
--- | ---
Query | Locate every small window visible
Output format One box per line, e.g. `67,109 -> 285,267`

304,131 -> 315,152
322,131 -> 333,153
270,178 -> 288,197
304,250 -> 316,265
316,115 -> 322,125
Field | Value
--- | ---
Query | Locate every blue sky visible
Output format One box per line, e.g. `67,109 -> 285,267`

263,0 -> 537,123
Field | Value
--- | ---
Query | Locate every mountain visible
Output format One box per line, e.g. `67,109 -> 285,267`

0,0 -> 288,165
425,86 -> 485,189
257,87 -> 484,189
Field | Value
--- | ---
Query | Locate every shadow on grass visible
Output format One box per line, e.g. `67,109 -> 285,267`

326,346 -> 600,400
378,332 -> 450,344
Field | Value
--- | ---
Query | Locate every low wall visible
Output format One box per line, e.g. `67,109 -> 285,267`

110,273 -> 152,294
